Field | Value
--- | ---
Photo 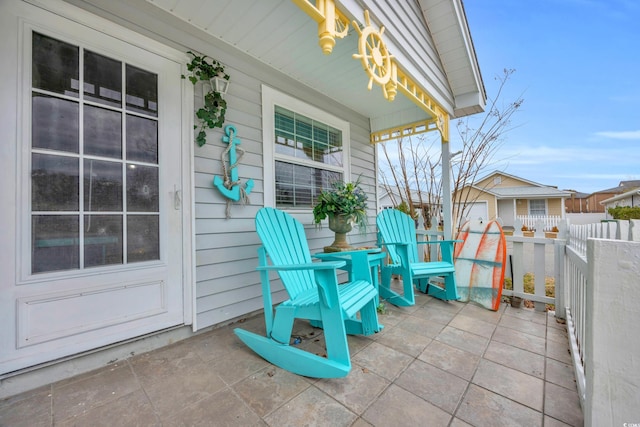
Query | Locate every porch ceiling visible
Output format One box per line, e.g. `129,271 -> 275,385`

144,0 -> 475,138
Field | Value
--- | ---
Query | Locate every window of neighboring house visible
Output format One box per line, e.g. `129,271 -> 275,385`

529,199 -> 546,216
30,32 -> 160,274
262,85 -> 350,209
494,176 -> 502,185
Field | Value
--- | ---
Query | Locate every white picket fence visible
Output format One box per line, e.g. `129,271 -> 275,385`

563,219 -> 640,426
516,214 -> 562,232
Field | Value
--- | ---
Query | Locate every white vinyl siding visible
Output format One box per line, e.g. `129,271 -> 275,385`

193,78 -> 376,330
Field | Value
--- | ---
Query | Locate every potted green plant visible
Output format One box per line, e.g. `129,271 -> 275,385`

313,179 -> 368,251
182,51 -> 230,147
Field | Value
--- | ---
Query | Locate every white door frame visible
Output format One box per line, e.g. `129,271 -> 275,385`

0,0 -> 194,375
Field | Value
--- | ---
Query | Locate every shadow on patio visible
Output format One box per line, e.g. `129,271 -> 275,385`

0,292 -> 583,426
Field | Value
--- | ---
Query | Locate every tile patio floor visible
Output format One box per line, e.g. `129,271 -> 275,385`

1,292 -> 584,426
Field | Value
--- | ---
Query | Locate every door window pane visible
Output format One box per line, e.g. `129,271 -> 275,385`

84,215 -> 123,267
30,31 -> 162,274
32,153 -> 79,211
84,105 -> 122,159
126,115 -> 158,164
84,51 -> 122,108
32,215 -> 79,273
84,159 -> 123,212
127,215 -> 159,262
126,164 -> 159,212
32,94 -> 79,153
126,65 -> 158,117
32,32 -> 79,97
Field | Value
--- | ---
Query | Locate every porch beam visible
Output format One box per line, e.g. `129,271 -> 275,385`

291,1 -> 450,142
291,0 -> 350,54
370,119 -> 440,144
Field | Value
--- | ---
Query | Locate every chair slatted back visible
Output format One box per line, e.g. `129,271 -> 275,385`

255,208 -> 315,300
377,209 -> 420,264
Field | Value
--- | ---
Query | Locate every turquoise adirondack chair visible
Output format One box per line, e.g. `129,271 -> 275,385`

376,209 -> 460,306
234,207 -> 380,378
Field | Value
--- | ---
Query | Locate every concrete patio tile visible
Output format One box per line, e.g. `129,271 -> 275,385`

374,324 -> 432,357
425,298 -> 465,314
191,326 -> 249,362
459,302 -> 505,324
418,340 -> 480,381
544,382 -> 584,427
546,324 -> 569,345
351,417 -> 374,427
128,341 -> 205,383
435,326 -> 489,356
352,341 -> 413,381
140,359 -> 227,419
547,312 -> 568,331
264,386 -> 356,427
56,389 -> 159,427
492,325 -> 546,355
449,313 -> 497,338
472,359 -> 544,411
396,312 -> 445,338
410,304 -> 457,325
362,384 -> 451,427
347,333 -> 376,355
374,308 -> 411,328
165,387 -> 265,427
210,347 -> 272,385
484,340 -> 545,378
51,362 -> 140,422
450,417 -> 474,427
315,363 -> 390,415
545,358 -> 578,391
546,338 -> 572,364
544,415 -> 574,427
456,384 -> 543,427
395,359 -> 467,414
232,366 -> 311,417
504,305 -> 547,325
499,314 -> 547,338
0,386 -> 51,427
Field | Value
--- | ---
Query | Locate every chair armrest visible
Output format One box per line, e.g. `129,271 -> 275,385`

378,242 -> 410,247
416,239 -> 463,245
257,260 -> 346,271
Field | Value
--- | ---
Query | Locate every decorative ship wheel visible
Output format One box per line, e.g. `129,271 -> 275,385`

352,10 -> 397,100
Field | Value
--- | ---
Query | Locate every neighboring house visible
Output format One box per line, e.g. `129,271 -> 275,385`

0,0 -> 485,388
453,171 -> 570,228
378,185 -> 442,227
601,188 -> 640,218
586,180 -> 640,213
565,191 -> 590,213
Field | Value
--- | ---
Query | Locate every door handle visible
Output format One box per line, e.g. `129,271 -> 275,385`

174,185 -> 181,210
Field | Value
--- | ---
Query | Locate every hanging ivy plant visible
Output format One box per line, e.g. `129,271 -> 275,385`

182,51 -> 230,147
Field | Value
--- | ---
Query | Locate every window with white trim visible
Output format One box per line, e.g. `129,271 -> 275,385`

262,85 -> 350,209
529,199 -> 546,215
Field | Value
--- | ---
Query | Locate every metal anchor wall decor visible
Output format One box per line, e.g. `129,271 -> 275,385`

213,125 -> 254,218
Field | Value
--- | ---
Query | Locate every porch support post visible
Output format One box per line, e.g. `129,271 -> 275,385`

442,139 -> 453,239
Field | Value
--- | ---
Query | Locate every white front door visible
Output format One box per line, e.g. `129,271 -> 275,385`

0,6 -> 188,374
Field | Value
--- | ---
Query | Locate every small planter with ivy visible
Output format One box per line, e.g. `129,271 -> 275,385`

182,51 -> 230,146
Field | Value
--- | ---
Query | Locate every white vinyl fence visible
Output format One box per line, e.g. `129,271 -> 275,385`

563,219 -> 640,427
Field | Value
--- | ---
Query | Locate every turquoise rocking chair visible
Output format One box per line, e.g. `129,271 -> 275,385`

234,207 -> 380,378
376,209 -> 460,306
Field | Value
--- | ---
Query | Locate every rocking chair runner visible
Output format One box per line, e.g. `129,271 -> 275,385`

376,209 -> 460,306
234,207 -> 380,378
